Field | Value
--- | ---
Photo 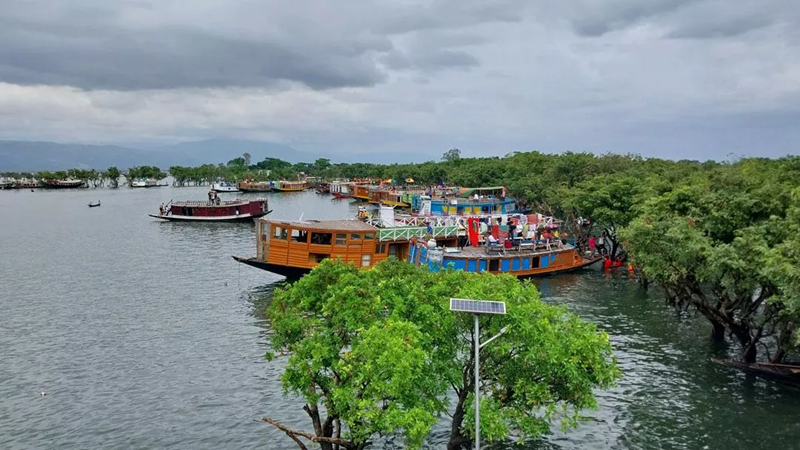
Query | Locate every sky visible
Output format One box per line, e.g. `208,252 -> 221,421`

0,0 -> 798,161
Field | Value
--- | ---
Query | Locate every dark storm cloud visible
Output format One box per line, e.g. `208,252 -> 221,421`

0,0 -> 521,91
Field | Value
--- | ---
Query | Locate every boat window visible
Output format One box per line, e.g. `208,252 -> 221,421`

376,243 -> 387,254
364,233 -> 375,240
489,259 -> 500,271
291,229 -> 308,243
335,234 -> 347,245
311,232 -> 332,245
261,224 -> 269,240
273,226 -> 288,240
361,254 -> 371,267
531,257 -> 540,268
350,233 -> 361,241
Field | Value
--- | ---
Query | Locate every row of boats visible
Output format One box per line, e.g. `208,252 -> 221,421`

146,182 -> 600,279
0,179 -> 84,189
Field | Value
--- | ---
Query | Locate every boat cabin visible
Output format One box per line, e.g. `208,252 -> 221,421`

273,180 -> 310,192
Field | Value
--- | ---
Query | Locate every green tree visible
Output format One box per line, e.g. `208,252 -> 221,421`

265,259 -> 619,450
442,147 -> 461,162
106,167 -> 121,188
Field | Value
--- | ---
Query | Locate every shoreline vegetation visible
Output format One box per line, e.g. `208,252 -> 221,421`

4,149 -> 800,366
6,148 -> 800,446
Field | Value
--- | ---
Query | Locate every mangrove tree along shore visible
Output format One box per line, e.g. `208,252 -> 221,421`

265,259 -> 619,450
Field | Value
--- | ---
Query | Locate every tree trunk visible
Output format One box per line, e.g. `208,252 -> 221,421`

742,341 -> 757,363
447,388 -> 471,450
710,322 -> 726,342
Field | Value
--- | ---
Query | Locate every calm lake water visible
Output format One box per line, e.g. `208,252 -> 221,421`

1,187 -> 799,450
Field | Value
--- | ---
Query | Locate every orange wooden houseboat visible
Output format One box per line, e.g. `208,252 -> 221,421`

234,218 -> 600,279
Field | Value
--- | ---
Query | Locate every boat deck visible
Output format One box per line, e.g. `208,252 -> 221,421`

439,243 -> 575,259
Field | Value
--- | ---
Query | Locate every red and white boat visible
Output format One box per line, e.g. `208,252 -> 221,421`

150,198 -> 270,222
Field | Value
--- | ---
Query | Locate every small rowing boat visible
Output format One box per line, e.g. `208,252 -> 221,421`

88,201 -> 101,208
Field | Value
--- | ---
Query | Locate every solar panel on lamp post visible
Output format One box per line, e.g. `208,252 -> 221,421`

449,298 -> 508,450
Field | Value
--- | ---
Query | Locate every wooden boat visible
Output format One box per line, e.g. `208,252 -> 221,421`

238,181 -> 273,192
44,179 -> 84,189
315,182 -> 331,194
211,181 -> 239,192
88,201 -> 101,208
711,358 -> 800,387
150,198 -> 270,222
233,217 -> 599,279
369,190 -> 410,208
332,192 -> 351,199
351,184 -> 374,201
273,180 -> 310,192
330,181 -> 351,198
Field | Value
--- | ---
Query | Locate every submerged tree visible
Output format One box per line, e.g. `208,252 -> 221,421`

621,166 -> 799,363
106,166 -> 121,188
265,259 -> 619,450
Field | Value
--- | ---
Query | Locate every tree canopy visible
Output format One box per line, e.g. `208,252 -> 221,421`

265,259 -> 619,450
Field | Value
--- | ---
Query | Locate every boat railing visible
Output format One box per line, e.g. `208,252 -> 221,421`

377,225 -> 458,242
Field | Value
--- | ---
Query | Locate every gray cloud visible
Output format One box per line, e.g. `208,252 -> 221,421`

0,0 -> 798,162
0,0 -> 523,91
569,0 -> 699,37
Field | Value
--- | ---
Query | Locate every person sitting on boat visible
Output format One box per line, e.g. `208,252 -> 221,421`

486,233 -> 499,246
457,219 -> 467,250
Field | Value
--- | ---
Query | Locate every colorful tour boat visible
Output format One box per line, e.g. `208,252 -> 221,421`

238,180 -> 274,192
234,214 -> 599,279
150,198 -> 270,222
272,180 -> 311,192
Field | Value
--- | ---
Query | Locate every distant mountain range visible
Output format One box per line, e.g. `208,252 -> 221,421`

0,139 -> 311,172
0,138 -> 438,172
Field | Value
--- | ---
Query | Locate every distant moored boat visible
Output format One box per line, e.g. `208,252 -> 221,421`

131,178 -> 159,188
44,179 -> 85,189
211,181 -> 239,192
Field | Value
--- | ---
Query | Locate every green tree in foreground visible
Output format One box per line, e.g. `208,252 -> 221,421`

264,259 -> 619,450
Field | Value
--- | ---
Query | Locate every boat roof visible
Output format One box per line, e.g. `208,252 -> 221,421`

261,218 -> 377,232
172,199 -> 262,206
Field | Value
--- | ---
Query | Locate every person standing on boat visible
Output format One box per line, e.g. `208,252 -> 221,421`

589,235 -> 597,255
159,203 -> 165,216
457,219 -> 468,250
426,221 -> 433,236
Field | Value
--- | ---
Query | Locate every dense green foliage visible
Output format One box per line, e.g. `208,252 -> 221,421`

126,165 -> 166,182
266,259 -> 618,450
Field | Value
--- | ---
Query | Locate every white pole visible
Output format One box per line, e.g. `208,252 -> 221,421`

474,314 -> 480,450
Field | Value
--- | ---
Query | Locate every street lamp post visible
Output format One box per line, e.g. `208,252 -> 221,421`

450,298 -> 508,450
